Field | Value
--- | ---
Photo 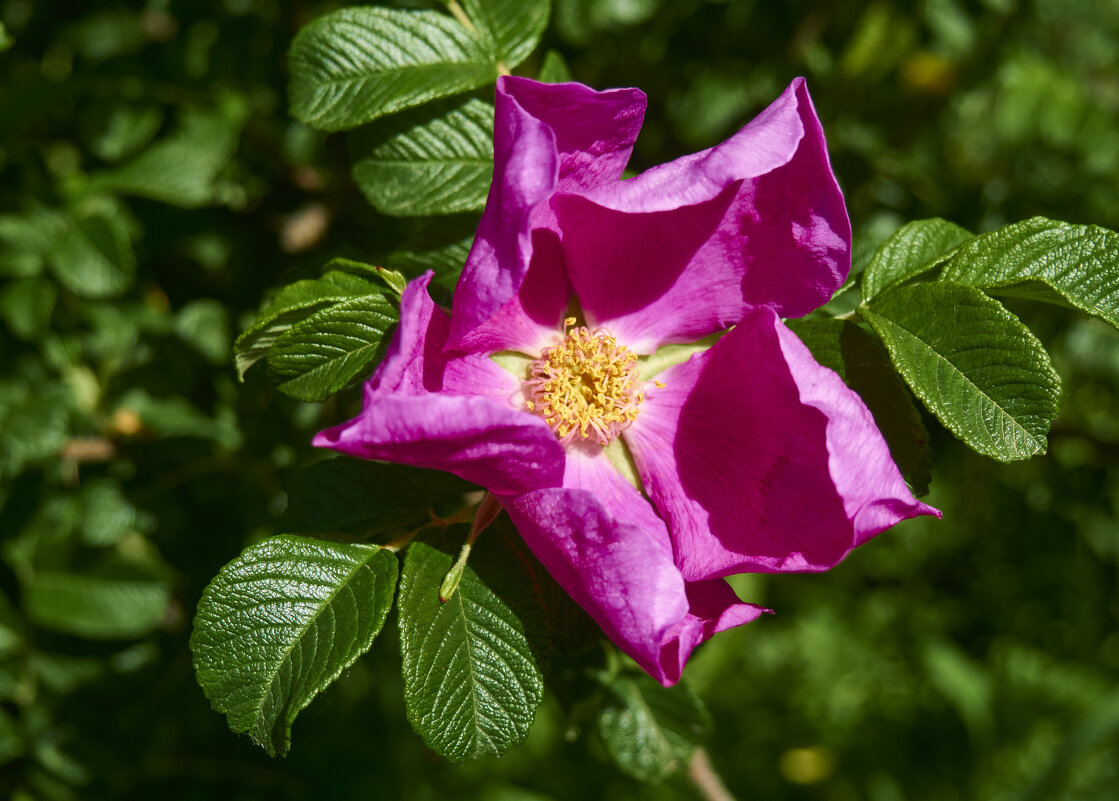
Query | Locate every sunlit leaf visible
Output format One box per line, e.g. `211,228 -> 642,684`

461,0 -> 550,68
350,97 -> 494,216
861,218 -> 974,301
397,528 -> 548,763
289,7 -> 497,131
862,282 -> 1061,461
940,216 -> 1119,331
191,535 -> 398,756
267,293 -> 398,402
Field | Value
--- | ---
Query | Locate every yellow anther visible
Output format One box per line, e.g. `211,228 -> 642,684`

525,325 -> 644,446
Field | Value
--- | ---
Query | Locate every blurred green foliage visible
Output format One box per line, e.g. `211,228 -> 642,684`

0,0 -> 1116,799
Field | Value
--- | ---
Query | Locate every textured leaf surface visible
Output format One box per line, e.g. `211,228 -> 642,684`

398,529 -> 548,763
191,535 -> 398,756
289,8 -> 497,131
788,318 -> 932,495
596,671 -> 710,783
461,0 -> 550,67
862,283 -> 1061,462
351,97 -> 494,216
940,216 -> 1119,330
861,218 -> 973,301
281,458 -> 473,539
234,271 -> 382,379
267,293 -> 397,402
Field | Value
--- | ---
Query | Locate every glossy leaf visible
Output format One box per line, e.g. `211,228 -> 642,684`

351,97 -> 494,216
289,8 -> 497,132
461,0 -> 550,68
596,671 -> 710,783
191,535 -> 398,756
267,293 -> 398,402
397,529 -> 548,763
234,271 -> 383,379
788,318 -> 932,495
862,282 -> 1061,462
940,216 -> 1119,330
861,218 -> 973,301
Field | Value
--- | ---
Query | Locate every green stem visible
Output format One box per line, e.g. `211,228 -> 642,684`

443,0 -> 476,33
438,493 -> 502,601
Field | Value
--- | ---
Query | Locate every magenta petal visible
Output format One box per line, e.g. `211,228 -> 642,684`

447,77 -> 646,354
625,307 -> 936,581
570,78 -> 849,338
500,76 -> 646,193
554,186 -> 739,352
502,449 -> 764,685
313,273 -> 565,495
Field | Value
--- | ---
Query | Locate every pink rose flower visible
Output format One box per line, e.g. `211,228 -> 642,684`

316,76 -> 938,685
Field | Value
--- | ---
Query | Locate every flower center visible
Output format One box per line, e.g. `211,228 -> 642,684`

525,318 -> 644,446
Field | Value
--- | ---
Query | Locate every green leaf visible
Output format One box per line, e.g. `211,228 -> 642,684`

538,49 -> 572,83
787,318 -> 932,495
174,298 -> 230,365
48,207 -> 136,299
861,218 -> 973,301
267,293 -> 398,402
234,271 -> 383,379
23,559 -> 171,640
289,7 -> 498,132
0,277 -> 57,340
940,216 -> 1119,330
388,218 -> 476,291
89,99 -> 248,208
596,671 -> 710,783
191,535 -> 398,756
350,97 -> 494,217
461,0 -> 550,68
0,21 -> 13,53
397,528 -> 548,763
281,458 -> 473,539
861,283 -> 1061,462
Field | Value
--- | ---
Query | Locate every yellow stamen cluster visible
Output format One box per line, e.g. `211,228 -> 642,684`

526,318 -> 644,445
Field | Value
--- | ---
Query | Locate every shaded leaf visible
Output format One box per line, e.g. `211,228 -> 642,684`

90,100 -> 248,208
538,49 -> 572,83
596,671 -> 710,783
940,216 -> 1119,330
289,7 -> 497,132
281,458 -> 473,539
862,283 -> 1061,462
191,536 -> 398,756
861,218 -> 973,301
788,318 -> 932,495
48,208 -> 135,299
397,528 -> 548,763
351,97 -> 494,216
267,293 -> 398,402
23,558 -> 170,640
